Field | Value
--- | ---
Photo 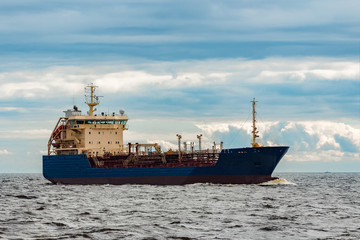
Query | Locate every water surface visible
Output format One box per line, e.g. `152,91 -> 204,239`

1,173 -> 359,239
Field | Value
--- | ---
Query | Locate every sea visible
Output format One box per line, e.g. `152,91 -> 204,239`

0,173 -> 359,240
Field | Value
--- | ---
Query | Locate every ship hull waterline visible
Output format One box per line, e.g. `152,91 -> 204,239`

47,175 -> 278,185
43,146 -> 289,185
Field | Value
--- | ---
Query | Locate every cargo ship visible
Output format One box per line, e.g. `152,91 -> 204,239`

43,84 -> 289,185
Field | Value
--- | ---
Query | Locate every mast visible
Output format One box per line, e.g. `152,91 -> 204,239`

251,98 -> 260,147
176,134 -> 182,163
85,83 -> 99,116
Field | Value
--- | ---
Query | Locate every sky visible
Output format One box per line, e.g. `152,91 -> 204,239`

0,0 -> 359,173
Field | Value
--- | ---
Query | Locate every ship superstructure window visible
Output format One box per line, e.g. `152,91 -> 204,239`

108,141 -> 112,144
85,120 -> 94,124
114,120 -> 127,125
89,131 -> 91,134
69,120 -> 75,127
76,120 -> 84,124
89,141 -> 93,144
97,141 -> 101,144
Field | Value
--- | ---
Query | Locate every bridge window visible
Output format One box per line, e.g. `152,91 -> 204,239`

69,120 -> 75,127
114,120 -> 127,125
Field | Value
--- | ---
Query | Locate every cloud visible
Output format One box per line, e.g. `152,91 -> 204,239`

0,149 -> 11,155
148,140 -> 177,152
39,150 -> 47,155
0,129 -> 51,139
0,107 -> 26,112
285,151 -> 359,163
0,0 -> 358,44
288,121 -> 360,150
195,120 -> 360,162
0,57 -> 357,100
252,59 -> 358,83
96,71 -> 228,93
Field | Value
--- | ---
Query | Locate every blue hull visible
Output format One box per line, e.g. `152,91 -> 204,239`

43,146 -> 288,185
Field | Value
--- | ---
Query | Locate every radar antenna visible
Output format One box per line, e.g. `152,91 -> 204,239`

85,83 -> 99,116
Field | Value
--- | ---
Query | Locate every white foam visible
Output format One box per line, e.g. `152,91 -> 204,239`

259,178 -> 296,186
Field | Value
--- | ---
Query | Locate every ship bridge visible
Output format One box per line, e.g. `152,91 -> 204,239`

48,84 -> 130,157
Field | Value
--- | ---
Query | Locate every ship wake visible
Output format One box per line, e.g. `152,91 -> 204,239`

259,178 -> 296,186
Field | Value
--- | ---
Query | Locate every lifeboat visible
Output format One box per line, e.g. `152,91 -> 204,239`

52,125 -> 64,138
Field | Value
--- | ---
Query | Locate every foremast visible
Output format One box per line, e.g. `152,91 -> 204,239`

251,98 -> 263,148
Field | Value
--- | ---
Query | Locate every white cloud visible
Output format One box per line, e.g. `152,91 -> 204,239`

195,120 -> 360,162
39,150 -> 48,155
250,59 -> 358,83
96,71 -> 226,93
0,57 -> 357,99
0,107 -> 26,112
283,121 -> 360,150
148,140 -> 177,152
285,151 -> 359,163
196,121 -> 281,140
0,129 -> 51,139
0,149 -> 11,155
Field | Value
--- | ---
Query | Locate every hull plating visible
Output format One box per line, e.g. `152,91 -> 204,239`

43,146 -> 288,185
